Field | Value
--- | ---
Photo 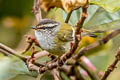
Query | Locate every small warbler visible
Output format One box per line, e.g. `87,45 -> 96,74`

32,19 -> 102,56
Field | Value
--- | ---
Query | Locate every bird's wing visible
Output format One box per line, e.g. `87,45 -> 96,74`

57,28 -> 74,42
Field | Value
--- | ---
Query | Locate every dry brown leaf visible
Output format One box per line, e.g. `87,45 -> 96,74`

39,0 -> 88,13
61,0 -> 88,13
38,0 -> 62,11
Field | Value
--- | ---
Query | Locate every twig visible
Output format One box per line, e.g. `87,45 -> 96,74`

27,0 -> 89,73
29,0 -> 89,73
21,42 -> 33,54
70,76 -> 77,80
59,65 -> 72,76
51,69 -> 62,80
29,0 -> 120,77
26,47 -> 49,71
26,47 -> 51,71
21,35 -> 34,54
73,29 -> 120,59
66,57 -> 100,80
77,61 -> 100,80
101,49 -> 120,80
37,28 -> 120,73
32,0 -> 42,22
81,56 -> 97,72
59,62 -> 84,80
34,50 -> 50,59
0,49 -> 9,56
22,0 -> 42,54
65,11 -> 73,23
61,0 -> 89,65
38,3 -> 89,73
59,65 -> 77,80
0,43 -> 44,66
74,66 -> 85,80
0,43 -> 28,61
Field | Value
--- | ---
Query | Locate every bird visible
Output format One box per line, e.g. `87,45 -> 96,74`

32,19 -> 102,56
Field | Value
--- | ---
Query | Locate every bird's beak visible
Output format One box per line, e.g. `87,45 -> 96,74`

32,26 -> 37,30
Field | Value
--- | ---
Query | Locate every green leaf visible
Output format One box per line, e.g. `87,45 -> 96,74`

63,5 -> 120,72
39,71 -> 54,80
60,72 -> 70,80
9,74 -> 36,80
89,53 -> 110,70
63,5 -> 120,28
89,0 -> 120,13
46,8 -> 64,22
0,56 -> 36,80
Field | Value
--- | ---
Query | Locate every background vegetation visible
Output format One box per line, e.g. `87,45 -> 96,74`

0,0 -> 120,80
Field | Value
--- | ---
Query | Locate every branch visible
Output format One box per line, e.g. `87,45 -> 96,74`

77,61 -> 100,80
26,49 -> 49,71
29,0 -> 89,74
65,11 -> 73,23
21,0 -> 43,55
28,1 -> 120,74
21,35 -> 41,54
74,66 -> 86,80
73,29 -> 120,60
51,69 -> 62,80
81,56 -> 97,72
27,0 -> 89,73
29,28 -> 120,74
38,3 -> 89,73
101,49 -> 120,80
66,57 -> 100,80
32,0 -> 42,22
59,65 -> 85,80
21,35 -> 34,54
0,48 -> 10,56
0,43 -> 28,61
0,43 -> 44,67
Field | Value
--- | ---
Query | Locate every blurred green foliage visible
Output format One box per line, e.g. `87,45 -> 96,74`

90,0 -> 120,13
0,0 -> 120,80
0,0 -> 33,18
63,5 -> 120,80
0,0 -> 34,48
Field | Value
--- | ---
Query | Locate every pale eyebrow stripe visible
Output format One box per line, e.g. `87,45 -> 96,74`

36,24 -> 58,29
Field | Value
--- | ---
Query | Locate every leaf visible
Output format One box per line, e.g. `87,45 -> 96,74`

46,8 -> 64,22
38,0 -> 62,12
38,0 -> 87,13
38,71 -> 54,80
89,53 -> 110,70
63,5 -> 120,28
63,5 -> 120,71
39,0 -> 120,13
60,72 -> 70,80
9,74 -> 36,80
0,56 -> 36,80
89,0 -> 120,13
61,0 -> 88,13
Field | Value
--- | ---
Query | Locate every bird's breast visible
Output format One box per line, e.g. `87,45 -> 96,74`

35,30 -> 56,50
34,30 -> 70,56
